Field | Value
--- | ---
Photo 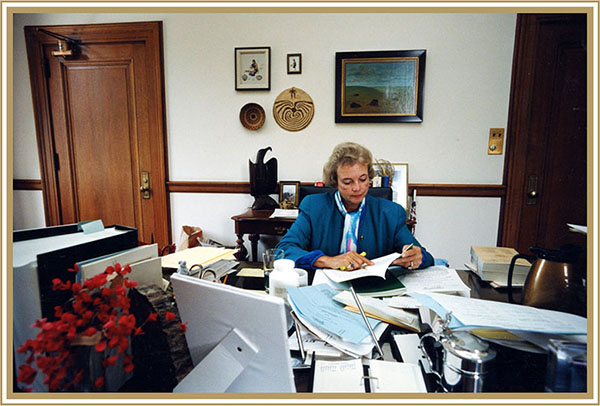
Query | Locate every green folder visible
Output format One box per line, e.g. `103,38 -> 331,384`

351,268 -> 407,297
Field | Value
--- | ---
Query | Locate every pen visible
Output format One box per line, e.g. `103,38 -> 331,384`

349,285 -> 384,360
359,252 -> 368,269
401,243 -> 414,257
340,252 -> 368,271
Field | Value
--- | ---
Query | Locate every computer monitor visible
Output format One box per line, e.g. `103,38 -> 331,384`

170,274 -> 296,393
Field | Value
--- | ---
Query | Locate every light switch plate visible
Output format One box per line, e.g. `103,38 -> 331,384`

488,128 -> 504,155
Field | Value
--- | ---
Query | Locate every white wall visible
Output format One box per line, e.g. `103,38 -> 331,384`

12,11 -> 517,268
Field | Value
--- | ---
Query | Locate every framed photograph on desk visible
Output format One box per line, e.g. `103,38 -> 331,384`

279,181 -> 300,209
390,163 -> 409,210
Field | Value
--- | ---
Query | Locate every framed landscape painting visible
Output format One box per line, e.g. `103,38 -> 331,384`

335,50 -> 426,123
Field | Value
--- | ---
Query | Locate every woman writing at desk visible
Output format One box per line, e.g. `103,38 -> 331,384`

276,142 -> 434,272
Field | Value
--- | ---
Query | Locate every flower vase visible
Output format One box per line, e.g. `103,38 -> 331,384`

69,344 -> 105,392
381,176 -> 390,187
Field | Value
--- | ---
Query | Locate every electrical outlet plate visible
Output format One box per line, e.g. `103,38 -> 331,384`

488,128 -> 504,155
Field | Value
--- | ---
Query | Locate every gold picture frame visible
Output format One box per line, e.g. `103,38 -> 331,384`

390,163 -> 409,209
279,181 -> 300,208
335,50 -> 426,122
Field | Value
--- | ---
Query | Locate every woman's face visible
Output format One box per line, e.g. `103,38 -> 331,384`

336,162 -> 370,211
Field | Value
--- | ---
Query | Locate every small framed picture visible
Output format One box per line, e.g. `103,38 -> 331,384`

287,53 -> 302,74
279,181 -> 300,209
235,47 -> 271,90
390,163 -> 409,209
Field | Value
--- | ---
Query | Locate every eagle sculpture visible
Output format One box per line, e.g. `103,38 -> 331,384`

249,146 -> 279,210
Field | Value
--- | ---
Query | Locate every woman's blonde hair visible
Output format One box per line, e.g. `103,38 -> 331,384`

322,142 -> 375,187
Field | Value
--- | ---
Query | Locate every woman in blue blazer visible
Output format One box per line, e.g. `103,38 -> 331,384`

276,142 -> 434,272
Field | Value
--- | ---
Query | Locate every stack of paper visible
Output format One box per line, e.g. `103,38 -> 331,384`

409,291 -> 587,351
469,246 -> 531,285
77,243 -> 162,287
161,246 -> 237,269
332,290 -> 420,332
398,266 -> 471,297
287,284 -> 386,358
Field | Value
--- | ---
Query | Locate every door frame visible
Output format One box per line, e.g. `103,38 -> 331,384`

24,21 -> 171,246
499,13 -> 590,250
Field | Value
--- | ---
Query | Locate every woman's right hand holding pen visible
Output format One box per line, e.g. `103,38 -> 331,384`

313,251 -> 374,271
392,243 -> 422,269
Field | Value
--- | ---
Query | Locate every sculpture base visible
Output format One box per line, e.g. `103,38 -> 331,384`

252,195 -> 279,210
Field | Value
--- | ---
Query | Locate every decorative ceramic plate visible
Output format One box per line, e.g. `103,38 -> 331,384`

273,87 -> 314,132
239,103 -> 266,130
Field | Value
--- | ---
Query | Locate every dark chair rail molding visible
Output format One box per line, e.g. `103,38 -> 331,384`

14,179 -> 506,198
409,184 -> 506,197
165,181 -> 506,197
13,179 -> 43,190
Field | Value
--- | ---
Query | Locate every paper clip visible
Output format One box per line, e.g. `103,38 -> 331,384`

362,375 -> 379,391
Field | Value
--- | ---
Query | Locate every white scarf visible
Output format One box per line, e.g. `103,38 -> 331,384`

334,191 -> 365,254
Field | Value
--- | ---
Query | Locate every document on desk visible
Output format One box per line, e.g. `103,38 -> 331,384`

313,359 -> 365,393
382,295 -> 422,310
313,359 -> 427,393
410,292 -> 587,335
161,246 -> 237,269
322,253 -> 401,283
332,290 -> 420,332
269,209 -> 299,219
287,285 -> 380,344
288,328 -> 347,359
567,223 -> 587,234
366,360 -> 427,393
77,243 -> 159,283
399,266 -> 471,297
236,268 -> 264,278
293,310 -> 386,358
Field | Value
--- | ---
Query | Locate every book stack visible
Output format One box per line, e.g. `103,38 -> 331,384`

469,246 -> 532,286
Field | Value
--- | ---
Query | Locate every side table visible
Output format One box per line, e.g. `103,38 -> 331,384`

231,209 -> 295,261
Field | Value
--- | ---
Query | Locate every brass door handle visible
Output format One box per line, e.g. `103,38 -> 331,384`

526,174 -> 538,205
140,171 -> 151,199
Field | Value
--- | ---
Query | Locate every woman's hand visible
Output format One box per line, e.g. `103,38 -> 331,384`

392,244 -> 422,269
313,251 -> 374,271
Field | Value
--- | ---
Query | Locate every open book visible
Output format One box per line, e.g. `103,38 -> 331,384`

312,359 -> 426,393
322,252 -> 401,283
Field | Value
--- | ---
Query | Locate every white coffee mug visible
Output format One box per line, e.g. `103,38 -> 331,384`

294,268 -> 308,287
274,258 -> 295,272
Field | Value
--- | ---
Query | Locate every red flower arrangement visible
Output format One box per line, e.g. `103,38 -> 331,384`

16,263 -> 187,392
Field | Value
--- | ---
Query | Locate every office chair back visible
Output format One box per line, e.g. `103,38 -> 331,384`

298,186 -> 393,203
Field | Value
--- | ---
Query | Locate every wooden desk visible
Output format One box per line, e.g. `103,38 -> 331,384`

226,265 -> 521,303
231,209 -> 295,261
224,265 -> 549,393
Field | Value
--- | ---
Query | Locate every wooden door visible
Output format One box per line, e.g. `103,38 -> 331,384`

24,22 -> 170,247
502,15 -> 587,265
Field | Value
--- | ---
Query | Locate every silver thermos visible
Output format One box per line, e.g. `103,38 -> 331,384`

420,314 -> 497,392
